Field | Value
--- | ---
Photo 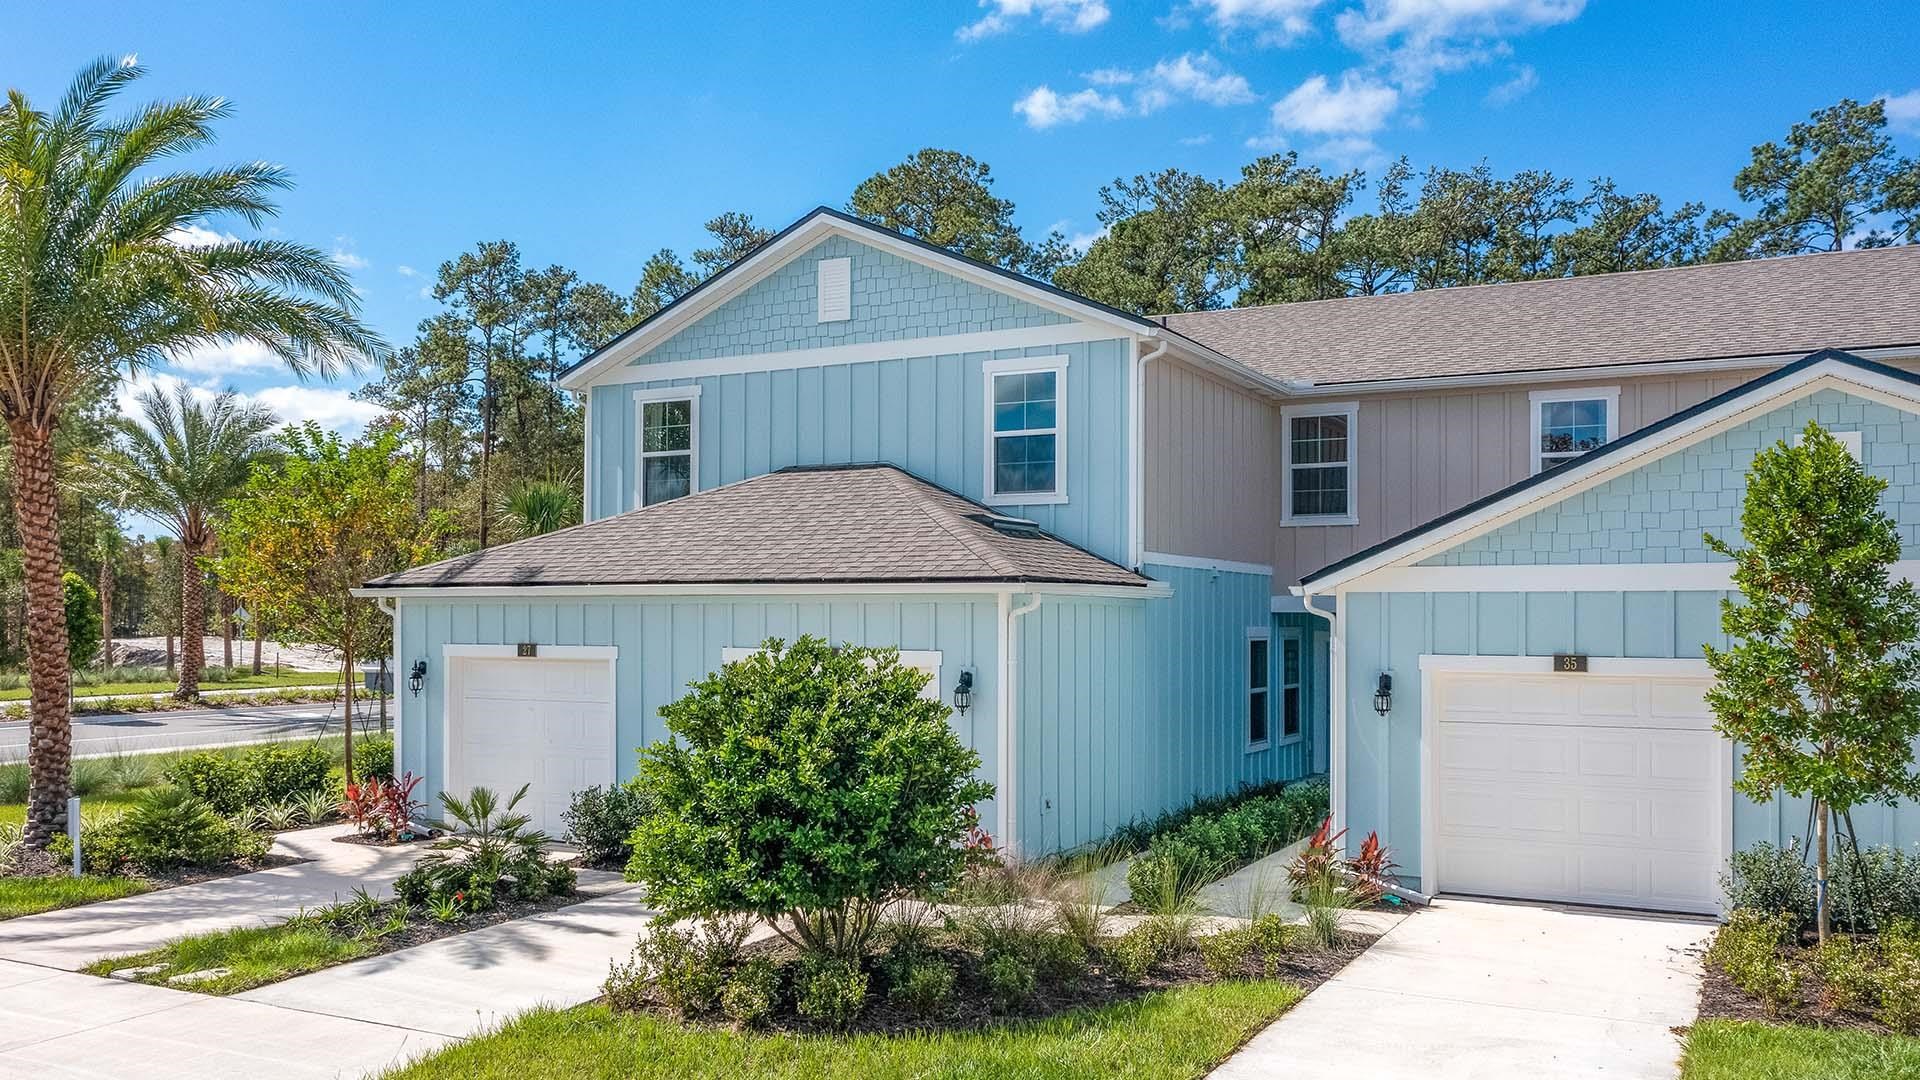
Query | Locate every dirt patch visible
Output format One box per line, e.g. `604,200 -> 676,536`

109,637 -> 340,672
627,929 -> 1378,1038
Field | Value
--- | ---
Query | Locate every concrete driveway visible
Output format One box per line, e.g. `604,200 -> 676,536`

1212,898 -> 1715,1080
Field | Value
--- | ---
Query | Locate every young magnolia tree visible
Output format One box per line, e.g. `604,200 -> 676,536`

216,425 -> 445,781
628,637 -> 993,962
1704,422 -> 1920,941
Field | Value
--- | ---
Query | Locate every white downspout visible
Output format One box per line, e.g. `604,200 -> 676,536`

1129,333 -> 1172,569
1298,589 -> 1340,843
998,590 -> 1043,855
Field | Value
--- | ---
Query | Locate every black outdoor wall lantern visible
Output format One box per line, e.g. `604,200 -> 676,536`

408,659 -> 428,697
1373,672 -> 1393,716
952,670 -> 974,715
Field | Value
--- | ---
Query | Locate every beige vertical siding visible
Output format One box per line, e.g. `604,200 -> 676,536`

1142,356 -> 1280,567
1146,353 -> 1920,593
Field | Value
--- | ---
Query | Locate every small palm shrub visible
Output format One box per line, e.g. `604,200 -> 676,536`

412,784 -> 571,911
117,786 -> 266,870
562,782 -> 652,867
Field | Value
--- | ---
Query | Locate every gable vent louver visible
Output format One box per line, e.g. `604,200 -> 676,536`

817,257 -> 851,322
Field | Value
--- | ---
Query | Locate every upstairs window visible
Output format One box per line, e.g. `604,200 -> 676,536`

1247,630 -> 1271,751
1281,402 -> 1358,525
1531,387 -> 1619,473
636,388 -> 699,507
984,357 -> 1068,503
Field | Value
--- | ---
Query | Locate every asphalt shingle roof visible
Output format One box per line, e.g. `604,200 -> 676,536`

1158,244 -> 1920,386
364,464 -> 1153,590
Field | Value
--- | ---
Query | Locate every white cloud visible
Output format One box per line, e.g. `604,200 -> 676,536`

1885,89 -> 1920,134
1139,53 -> 1257,110
164,338 -> 287,377
1269,71 -> 1399,134
1191,0 -> 1327,44
1016,52 -> 1255,128
249,385 -> 385,434
417,285 -> 434,300
1308,135 -> 1388,169
396,264 -> 418,277
1244,132 -> 1290,151
165,224 -> 238,248
1336,0 -> 1583,90
330,248 -> 369,271
959,0 -> 1108,41
1013,85 -> 1128,128
1485,64 -> 1538,105
1180,133 -> 1215,146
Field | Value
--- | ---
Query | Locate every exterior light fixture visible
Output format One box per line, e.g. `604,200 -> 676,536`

952,670 -> 974,715
1373,672 -> 1393,716
408,659 -> 428,698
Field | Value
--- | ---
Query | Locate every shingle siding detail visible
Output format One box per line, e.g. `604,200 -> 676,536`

632,235 -> 1072,365
1421,388 -> 1920,566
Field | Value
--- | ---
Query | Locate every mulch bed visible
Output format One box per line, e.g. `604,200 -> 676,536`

1693,941 -> 1897,1035
330,831 -> 435,847
631,929 -> 1379,1038
340,890 -> 588,959
0,843 -> 305,889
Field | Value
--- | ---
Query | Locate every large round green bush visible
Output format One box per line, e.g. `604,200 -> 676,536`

627,636 -> 993,961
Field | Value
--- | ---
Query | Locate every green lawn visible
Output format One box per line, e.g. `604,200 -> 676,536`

0,670 -> 337,702
0,790 -> 145,826
1682,1019 -> 1920,1080
82,920 -> 375,994
383,982 -> 1303,1080
0,875 -> 149,918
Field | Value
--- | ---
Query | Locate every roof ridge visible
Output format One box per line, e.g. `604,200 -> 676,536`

1156,244 -> 1920,321
880,467 -> 1027,578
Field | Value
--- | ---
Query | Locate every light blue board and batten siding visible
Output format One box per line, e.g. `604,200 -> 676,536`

394,595 -> 1003,830
1010,565 -> 1315,854
1422,388 -> 1920,566
589,336 -> 1133,564
627,235 -> 1073,365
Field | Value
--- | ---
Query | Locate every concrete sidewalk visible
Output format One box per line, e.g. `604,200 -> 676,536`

1209,898 -> 1714,1080
0,958 -> 451,1079
0,824 -> 425,971
240,879 -> 664,1037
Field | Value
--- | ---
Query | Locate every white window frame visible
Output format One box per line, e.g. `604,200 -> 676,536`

1280,401 -> 1358,526
983,355 -> 1069,506
1529,385 -> 1619,475
1245,627 -> 1271,753
1276,628 -> 1304,745
722,646 -> 943,701
633,385 -> 701,508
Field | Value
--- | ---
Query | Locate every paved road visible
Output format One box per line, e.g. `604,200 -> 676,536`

0,701 -> 386,763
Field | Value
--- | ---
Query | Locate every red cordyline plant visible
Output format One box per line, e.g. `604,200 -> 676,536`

1288,816 -> 1398,905
342,772 -> 425,842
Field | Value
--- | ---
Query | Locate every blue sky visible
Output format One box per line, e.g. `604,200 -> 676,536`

8,0 -> 1919,435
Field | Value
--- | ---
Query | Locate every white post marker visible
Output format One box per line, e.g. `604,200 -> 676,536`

67,796 -> 80,877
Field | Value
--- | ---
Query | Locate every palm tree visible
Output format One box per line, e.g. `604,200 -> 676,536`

495,479 -> 580,540
0,58 -> 381,847
99,386 -> 278,699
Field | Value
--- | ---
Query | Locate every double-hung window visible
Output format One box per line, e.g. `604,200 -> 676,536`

1280,402 -> 1358,525
635,387 -> 699,507
984,357 -> 1068,503
1530,387 -> 1618,473
1246,629 -> 1271,751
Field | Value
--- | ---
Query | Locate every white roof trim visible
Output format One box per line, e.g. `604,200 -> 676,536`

353,580 -> 1173,601
559,210 -> 1153,391
1296,355 -> 1920,594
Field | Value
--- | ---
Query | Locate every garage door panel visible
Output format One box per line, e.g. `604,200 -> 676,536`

454,656 -> 617,835
1434,671 -> 1725,915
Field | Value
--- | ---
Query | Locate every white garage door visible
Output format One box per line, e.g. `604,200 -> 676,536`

1430,669 -> 1728,914
449,653 -> 616,836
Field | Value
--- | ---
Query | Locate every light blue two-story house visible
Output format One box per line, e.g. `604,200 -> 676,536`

361,207 -> 1920,914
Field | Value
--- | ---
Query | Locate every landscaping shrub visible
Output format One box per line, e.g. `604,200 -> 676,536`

603,915 -> 754,1019
1249,913 -> 1298,974
982,950 -> 1036,1011
1722,841 -> 1920,934
887,955 -> 955,1017
562,782 -> 652,867
1199,927 -> 1256,977
1124,779 -> 1328,907
1107,922 -> 1170,984
412,785 -> 569,912
342,773 -> 425,842
1708,909 -> 1800,1013
721,958 -> 782,1028
1814,936 -> 1877,1013
163,741 -> 333,815
794,956 -> 868,1029
1877,922 -> 1920,1034
1723,842 -> 1818,929
117,786 -> 266,870
164,752 -> 252,815
627,637 -> 993,964
356,735 -> 395,782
